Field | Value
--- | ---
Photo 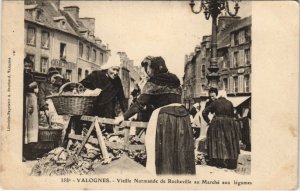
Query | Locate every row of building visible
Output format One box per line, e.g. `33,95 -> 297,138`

25,0 -> 111,82
25,0 -> 142,109
183,15 -> 251,116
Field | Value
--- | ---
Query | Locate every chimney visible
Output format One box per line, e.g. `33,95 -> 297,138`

218,16 -> 241,31
63,6 -> 80,20
80,17 -> 95,36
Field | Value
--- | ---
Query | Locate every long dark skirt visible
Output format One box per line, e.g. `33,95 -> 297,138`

207,116 -> 240,160
155,106 -> 196,175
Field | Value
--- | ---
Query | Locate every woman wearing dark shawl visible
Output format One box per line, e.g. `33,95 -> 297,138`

202,90 -> 240,169
115,56 -> 195,175
63,56 -> 126,146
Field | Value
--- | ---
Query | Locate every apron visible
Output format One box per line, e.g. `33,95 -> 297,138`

25,93 -> 39,144
145,103 -> 182,174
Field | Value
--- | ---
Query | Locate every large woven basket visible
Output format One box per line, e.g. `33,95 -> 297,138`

48,82 -> 98,116
38,125 -> 63,142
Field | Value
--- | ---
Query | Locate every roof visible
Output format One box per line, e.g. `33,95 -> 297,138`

25,1 -> 78,36
62,9 -> 107,51
24,1 -> 109,52
217,16 -> 252,49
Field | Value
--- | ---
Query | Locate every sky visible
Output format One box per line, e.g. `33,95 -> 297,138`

61,1 -> 252,80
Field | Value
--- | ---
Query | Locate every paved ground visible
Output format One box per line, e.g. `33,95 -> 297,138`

24,150 -> 250,176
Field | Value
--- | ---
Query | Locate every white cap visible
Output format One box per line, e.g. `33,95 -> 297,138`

101,54 -> 121,70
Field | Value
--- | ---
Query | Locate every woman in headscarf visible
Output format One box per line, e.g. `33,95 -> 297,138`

115,56 -> 195,175
38,67 -> 65,123
80,55 -> 126,119
23,56 -> 39,160
63,55 -> 126,146
202,89 -> 241,169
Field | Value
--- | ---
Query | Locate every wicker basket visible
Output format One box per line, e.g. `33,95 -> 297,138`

47,82 -> 98,116
38,125 -> 63,142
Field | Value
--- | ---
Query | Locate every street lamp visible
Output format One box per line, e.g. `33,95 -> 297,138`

189,0 -> 240,88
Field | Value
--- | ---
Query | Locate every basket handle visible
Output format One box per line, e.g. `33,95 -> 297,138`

58,82 -> 85,95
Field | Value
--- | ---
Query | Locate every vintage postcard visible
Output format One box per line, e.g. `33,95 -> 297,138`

0,0 -> 298,190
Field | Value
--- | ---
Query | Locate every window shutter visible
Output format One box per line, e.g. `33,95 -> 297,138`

230,51 -> 234,68
231,34 -> 234,46
239,50 -> 244,66
249,74 -> 251,92
240,30 -> 245,44
229,77 -> 234,93
238,75 -> 244,93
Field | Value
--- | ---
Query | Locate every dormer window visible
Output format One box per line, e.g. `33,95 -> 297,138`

53,16 -> 67,30
61,20 -> 66,29
36,9 -> 42,21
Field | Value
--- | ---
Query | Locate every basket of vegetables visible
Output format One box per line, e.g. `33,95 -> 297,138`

47,82 -> 99,116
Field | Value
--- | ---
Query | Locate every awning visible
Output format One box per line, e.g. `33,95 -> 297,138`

227,96 -> 251,108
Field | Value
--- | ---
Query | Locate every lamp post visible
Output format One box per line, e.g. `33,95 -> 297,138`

189,0 -> 240,88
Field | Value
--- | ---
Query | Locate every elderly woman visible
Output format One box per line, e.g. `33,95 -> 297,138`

63,55 -> 126,145
115,56 -> 195,175
80,55 -> 126,119
202,89 -> 240,169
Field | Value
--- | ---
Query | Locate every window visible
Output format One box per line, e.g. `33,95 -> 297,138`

78,68 -> 82,82
234,32 -> 239,46
230,33 -> 235,46
234,77 -> 238,93
36,9 -> 42,21
92,49 -> 96,62
244,75 -> 250,93
85,70 -> 89,78
41,31 -> 50,49
61,20 -> 66,29
239,30 -> 245,44
225,53 -> 230,68
40,57 -> 48,73
223,78 -> 228,91
26,54 -> 35,70
27,27 -> 36,46
201,65 -> 205,77
100,53 -> 104,65
79,43 -> 83,58
245,27 -> 251,42
60,43 -> 66,60
245,49 -> 251,65
233,52 -> 238,67
86,46 -> 90,60
66,70 -> 72,82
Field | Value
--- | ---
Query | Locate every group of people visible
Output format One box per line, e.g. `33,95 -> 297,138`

23,56 -> 69,160
23,54 -> 241,174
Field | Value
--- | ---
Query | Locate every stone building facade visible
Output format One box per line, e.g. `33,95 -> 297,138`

183,16 -> 251,112
24,0 -> 110,82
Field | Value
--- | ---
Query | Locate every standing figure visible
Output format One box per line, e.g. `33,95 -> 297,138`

38,67 -> 65,125
115,56 -> 195,175
23,57 -> 39,160
202,89 -> 240,169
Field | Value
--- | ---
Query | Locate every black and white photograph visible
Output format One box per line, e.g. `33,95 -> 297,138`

22,0 -> 252,176
0,0 -> 299,189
